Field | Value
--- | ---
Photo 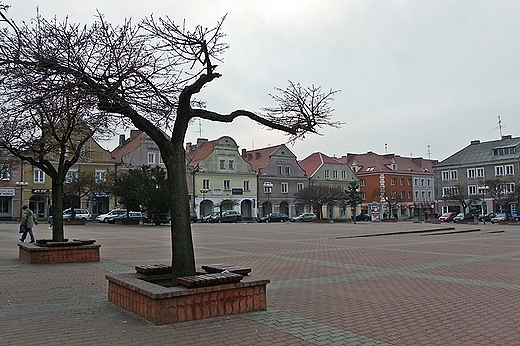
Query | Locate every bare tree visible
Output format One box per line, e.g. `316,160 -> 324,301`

295,185 -> 343,219
483,179 -> 516,219
0,6 -> 340,279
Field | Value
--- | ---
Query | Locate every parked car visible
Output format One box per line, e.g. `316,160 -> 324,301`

258,213 -> 289,223
355,213 -> 371,221
202,212 -> 219,223
478,213 -> 496,222
490,213 -> 507,224
438,212 -> 457,222
96,209 -> 127,223
109,211 -> 148,225
209,210 -> 242,223
63,208 -> 91,223
290,212 -> 316,222
190,212 -> 198,222
453,213 -> 474,222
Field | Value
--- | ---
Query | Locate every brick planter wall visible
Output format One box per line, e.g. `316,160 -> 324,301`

106,272 -> 270,325
18,243 -> 100,264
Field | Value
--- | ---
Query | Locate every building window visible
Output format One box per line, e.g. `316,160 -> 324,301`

391,178 -> 396,185
414,178 -> 418,186
421,190 -> 426,200
263,182 -> 273,194
400,191 -> 405,199
228,160 -> 234,170
159,155 -> 163,164
505,164 -> 514,175
467,168 -> 476,179
0,164 -> 9,180
442,187 -> 451,197
243,180 -> 250,191
65,169 -> 78,183
493,147 -> 516,156
468,185 -> 477,195
476,167 -> 485,178
415,190 -> 419,200
407,179 -> 412,186
503,182 -> 515,193
223,180 -> 231,190
95,170 -> 106,184
342,170 -> 347,179
477,185 -> 488,195
147,152 -> 155,164
324,170 -> 330,179
495,166 -> 504,176
297,183 -> 304,192
400,178 -> 404,186
428,191 -> 432,200
281,182 -> 288,194
391,191 -> 397,199
408,191 -> 412,199
421,178 -> 425,186
442,171 -> 450,181
34,168 -> 45,183
361,192 -> 366,200
360,179 -> 365,187
219,160 -> 226,170
333,170 -> 338,179
285,166 -> 291,176
277,165 -> 282,175
202,179 -> 210,190
427,178 -> 431,187
450,170 -> 458,180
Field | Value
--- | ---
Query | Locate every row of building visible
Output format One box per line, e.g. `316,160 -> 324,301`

1,130 -> 519,221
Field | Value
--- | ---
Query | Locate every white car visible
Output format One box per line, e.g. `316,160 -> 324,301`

63,208 -> 91,223
96,209 -> 127,223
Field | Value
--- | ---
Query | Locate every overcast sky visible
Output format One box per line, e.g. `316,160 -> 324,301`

6,1 -> 520,161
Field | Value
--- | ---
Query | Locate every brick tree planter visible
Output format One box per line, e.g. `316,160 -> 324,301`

18,240 -> 100,264
106,269 -> 270,325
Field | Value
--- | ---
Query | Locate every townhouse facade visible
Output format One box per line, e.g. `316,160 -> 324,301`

299,152 -> 359,220
434,135 -> 520,218
242,144 -> 309,218
0,138 -> 114,220
186,137 -> 258,220
340,152 -> 437,220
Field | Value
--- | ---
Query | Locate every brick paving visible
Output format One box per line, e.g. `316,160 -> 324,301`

1,220 -> 520,345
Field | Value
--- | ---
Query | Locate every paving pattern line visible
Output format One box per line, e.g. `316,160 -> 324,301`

242,309 -> 393,346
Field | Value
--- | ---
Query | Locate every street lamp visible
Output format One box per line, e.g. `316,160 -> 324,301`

15,181 -> 28,220
263,182 -> 273,215
200,188 -> 210,216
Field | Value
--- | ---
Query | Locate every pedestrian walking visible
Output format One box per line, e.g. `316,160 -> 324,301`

19,205 -> 38,243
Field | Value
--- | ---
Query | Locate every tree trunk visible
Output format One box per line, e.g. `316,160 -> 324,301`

51,176 -> 65,242
165,143 -> 196,280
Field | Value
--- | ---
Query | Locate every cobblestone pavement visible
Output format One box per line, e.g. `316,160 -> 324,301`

1,220 -> 520,345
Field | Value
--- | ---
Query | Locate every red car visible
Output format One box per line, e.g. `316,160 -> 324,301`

438,212 -> 457,222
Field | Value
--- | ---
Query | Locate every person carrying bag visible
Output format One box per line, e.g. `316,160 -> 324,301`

19,205 -> 38,243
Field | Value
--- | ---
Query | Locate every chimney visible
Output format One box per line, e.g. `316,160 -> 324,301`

255,152 -> 261,159
470,140 -> 480,145
241,148 -> 247,158
197,138 -> 208,148
502,135 -> 512,140
119,134 -> 125,147
186,142 -> 193,153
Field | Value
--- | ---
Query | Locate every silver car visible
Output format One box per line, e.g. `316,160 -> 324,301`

490,213 -> 507,224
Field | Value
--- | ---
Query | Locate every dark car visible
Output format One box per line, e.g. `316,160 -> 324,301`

202,212 -> 219,223
258,213 -> 289,223
478,213 -> 496,222
109,211 -> 148,225
355,213 -> 371,221
438,212 -> 457,222
453,213 -> 475,222
190,212 -> 198,222
209,210 -> 242,223
290,212 -> 316,222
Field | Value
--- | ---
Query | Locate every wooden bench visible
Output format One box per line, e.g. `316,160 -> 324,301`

201,264 -> 252,275
176,272 -> 243,288
135,264 -> 172,275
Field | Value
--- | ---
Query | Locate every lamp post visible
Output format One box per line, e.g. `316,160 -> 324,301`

263,182 -> 273,215
15,181 -> 28,220
200,188 -> 210,216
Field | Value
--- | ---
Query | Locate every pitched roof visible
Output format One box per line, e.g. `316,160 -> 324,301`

111,130 -> 146,164
436,135 -> 520,167
186,140 -> 217,168
339,152 -> 436,175
298,152 -> 342,177
242,145 -> 282,173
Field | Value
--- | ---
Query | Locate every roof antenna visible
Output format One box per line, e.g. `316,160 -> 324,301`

196,119 -> 203,138
384,143 -> 388,154
427,144 -> 431,159
497,113 -> 504,138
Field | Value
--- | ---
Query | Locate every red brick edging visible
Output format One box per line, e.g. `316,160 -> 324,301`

18,243 -> 100,263
106,272 -> 270,325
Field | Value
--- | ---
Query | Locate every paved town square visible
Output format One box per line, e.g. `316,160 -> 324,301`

1,220 -> 520,345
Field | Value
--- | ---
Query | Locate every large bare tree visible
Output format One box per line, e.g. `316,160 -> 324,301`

0,5 -> 340,279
